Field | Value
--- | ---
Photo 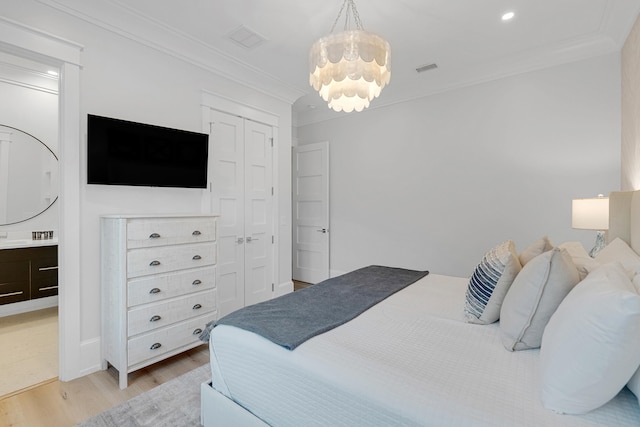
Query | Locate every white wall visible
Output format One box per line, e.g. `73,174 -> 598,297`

622,13 -> 640,190
297,54 -> 621,278
2,1 -> 292,377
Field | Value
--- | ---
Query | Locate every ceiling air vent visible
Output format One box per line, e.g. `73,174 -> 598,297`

226,25 -> 266,49
416,63 -> 438,73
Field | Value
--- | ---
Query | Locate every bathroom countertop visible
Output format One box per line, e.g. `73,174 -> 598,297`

0,237 -> 58,249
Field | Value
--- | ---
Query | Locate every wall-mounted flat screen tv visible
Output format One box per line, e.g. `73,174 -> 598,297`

87,114 -> 208,189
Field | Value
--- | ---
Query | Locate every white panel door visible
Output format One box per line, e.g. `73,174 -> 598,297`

209,110 -> 274,316
244,120 -> 273,306
293,142 -> 329,284
210,110 -> 246,316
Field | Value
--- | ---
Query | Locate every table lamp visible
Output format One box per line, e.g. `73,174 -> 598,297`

572,195 -> 609,257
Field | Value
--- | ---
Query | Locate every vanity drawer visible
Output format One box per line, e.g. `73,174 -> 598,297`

127,313 -> 215,366
0,260 -> 30,305
31,251 -> 59,299
127,289 -> 216,336
128,266 -> 215,307
127,242 -> 216,278
127,218 -> 216,249
0,280 -> 30,305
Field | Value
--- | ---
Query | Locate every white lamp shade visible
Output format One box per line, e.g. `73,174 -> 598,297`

572,197 -> 609,230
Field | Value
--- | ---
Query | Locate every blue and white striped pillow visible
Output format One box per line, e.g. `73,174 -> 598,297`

465,240 -> 521,324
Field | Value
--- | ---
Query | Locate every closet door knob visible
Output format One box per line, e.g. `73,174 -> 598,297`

149,233 -> 161,239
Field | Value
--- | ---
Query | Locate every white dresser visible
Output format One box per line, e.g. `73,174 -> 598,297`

101,214 -> 218,389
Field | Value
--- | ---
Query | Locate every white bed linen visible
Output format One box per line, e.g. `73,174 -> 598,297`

209,273 -> 640,426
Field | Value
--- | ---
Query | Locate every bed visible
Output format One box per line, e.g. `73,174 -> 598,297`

200,190 -> 640,426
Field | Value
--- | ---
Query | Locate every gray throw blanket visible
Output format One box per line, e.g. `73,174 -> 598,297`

200,265 -> 429,350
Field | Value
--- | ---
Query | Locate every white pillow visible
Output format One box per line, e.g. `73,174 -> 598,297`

519,236 -> 553,266
540,262 -> 640,414
464,241 -> 521,325
558,241 -> 599,280
500,248 -> 579,351
595,238 -> 640,274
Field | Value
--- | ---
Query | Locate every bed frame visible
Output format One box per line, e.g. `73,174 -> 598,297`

200,189 -> 640,427
200,380 -> 269,427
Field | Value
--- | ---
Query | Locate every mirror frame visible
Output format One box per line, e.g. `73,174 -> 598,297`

0,124 -> 59,226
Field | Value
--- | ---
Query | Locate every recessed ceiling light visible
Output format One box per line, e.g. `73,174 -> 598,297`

502,11 -> 515,21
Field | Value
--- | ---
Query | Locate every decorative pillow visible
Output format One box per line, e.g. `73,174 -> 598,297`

540,262 -> 640,414
558,241 -> 599,280
595,238 -> 640,274
519,236 -> 553,266
500,248 -> 579,351
464,240 -> 521,325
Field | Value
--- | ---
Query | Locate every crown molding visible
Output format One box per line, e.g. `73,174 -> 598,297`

35,0 -> 305,105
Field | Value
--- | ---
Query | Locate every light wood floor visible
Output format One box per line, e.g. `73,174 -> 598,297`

0,344 -> 209,427
293,280 -> 313,291
0,307 -> 58,398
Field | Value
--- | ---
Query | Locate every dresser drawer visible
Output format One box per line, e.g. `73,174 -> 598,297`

127,242 -> 216,278
128,313 -> 215,366
127,218 -> 216,249
128,266 -> 215,307
128,290 -> 216,336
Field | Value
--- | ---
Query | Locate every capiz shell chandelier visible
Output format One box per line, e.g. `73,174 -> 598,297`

309,0 -> 391,113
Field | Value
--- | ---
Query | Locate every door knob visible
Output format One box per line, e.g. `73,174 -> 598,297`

236,237 -> 244,244
317,228 -> 327,233
246,236 -> 259,243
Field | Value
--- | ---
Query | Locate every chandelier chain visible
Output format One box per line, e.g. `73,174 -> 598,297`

329,0 -> 364,33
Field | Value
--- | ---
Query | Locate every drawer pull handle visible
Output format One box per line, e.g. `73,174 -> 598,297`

192,255 -> 202,260
192,279 -> 202,286
150,342 -> 162,350
38,286 -> 58,292
0,291 -> 23,298
149,315 -> 162,322
149,233 -> 161,239
193,328 -> 203,335
149,260 -> 161,266
149,287 -> 161,294
39,266 -> 58,271
192,230 -> 202,236
193,304 -> 202,310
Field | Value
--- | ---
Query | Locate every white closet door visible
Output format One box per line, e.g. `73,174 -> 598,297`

244,120 -> 274,307
210,110 -> 245,317
209,110 -> 274,316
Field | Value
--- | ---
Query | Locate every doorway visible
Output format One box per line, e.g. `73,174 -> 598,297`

292,141 -> 330,284
0,16 -> 83,384
0,52 -> 60,396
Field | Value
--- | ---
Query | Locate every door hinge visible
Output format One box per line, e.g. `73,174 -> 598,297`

270,138 -> 274,147
272,283 -> 275,292
272,235 -> 274,244
271,187 -> 274,196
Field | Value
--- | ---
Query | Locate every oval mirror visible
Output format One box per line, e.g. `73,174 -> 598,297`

0,125 -> 58,225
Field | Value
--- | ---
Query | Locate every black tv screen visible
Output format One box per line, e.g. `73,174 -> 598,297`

87,114 -> 209,189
